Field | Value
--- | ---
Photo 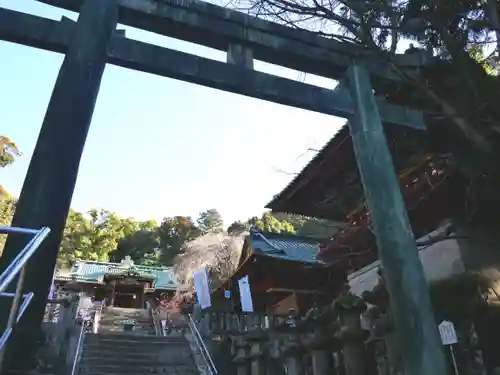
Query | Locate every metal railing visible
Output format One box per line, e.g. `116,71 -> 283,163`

71,317 -> 85,375
0,225 -> 51,367
70,300 -> 89,375
69,297 -> 103,375
92,301 -> 103,334
187,313 -> 217,375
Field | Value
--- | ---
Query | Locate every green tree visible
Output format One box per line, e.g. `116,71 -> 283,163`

0,136 -> 20,168
197,209 -> 224,234
0,135 -> 20,253
58,209 -> 90,267
0,136 -> 21,198
110,220 -> 160,265
227,220 -> 248,235
274,212 -> 342,239
157,216 -> 201,265
0,196 -> 16,255
58,208 -> 129,267
296,218 -> 343,239
248,212 -> 295,234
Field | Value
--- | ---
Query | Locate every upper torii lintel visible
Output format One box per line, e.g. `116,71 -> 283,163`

36,0 -> 428,81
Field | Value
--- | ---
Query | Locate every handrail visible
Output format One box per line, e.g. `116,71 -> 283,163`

0,226 -> 41,235
0,227 -> 51,294
93,302 -> 103,334
0,292 -> 35,349
187,313 -> 217,375
0,226 -> 51,369
71,307 -> 86,375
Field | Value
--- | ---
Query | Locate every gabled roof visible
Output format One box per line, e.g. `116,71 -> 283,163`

55,258 -> 181,290
248,230 -> 324,264
265,122 -> 433,221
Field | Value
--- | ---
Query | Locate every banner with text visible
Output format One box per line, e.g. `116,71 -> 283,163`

193,268 -> 212,309
238,275 -> 254,313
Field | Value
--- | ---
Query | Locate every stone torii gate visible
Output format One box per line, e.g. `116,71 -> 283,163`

0,0 -> 445,373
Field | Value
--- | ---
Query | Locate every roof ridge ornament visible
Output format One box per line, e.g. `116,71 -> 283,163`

119,255 -> 135,268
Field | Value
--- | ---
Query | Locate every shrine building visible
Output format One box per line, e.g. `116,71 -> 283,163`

212,229 -> 346,314
266,122 -> 468,286
54,256 -> 182,309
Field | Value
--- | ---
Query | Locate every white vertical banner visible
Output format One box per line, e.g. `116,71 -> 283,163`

238,275 -> 254,312
193,268 -> 212,309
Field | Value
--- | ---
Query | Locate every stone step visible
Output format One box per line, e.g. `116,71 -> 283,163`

82,336 -> 193,358
99,318 -> 151,324
79,356 -> 189,367
98,322 -> 151,327
78,374 -> 196,375
83,339 -> 186,349
82,344 -> 189,357
97,323 -> 151,328
97,327 -> 154,335
82,341 -> 193,355
85,332 -> 187,343
82,347 -> 193,361
77,363 -> 198,375
81,345 -> 190,360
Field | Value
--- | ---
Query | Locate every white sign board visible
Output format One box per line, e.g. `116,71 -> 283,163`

193,268 -> 212,309
439,320 -> 458,345
238,275 -> 254,312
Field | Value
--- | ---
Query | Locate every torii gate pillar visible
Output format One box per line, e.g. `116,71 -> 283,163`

345,64 -> 447,375
0,0 -> 118,370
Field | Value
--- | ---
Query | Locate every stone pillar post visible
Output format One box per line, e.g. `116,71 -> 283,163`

333,289 -> 368,375
303,302 -> 337,375
283,333 -> 303,375
138,284 -> 145,309
226,44 -> 254,69
282,309 -> 303,375
233,336 -> 250,375
110,282 -> 116,306
310,327 -> 335,375
246,319 -> 268,375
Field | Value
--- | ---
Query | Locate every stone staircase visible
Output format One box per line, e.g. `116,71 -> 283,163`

79,333 -> 198,375
98,307 -> 154,334
77,307 -> 199,375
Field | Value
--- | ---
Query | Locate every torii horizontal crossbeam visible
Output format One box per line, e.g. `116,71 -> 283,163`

0,8 -> 424,128
37,0 -> 426,81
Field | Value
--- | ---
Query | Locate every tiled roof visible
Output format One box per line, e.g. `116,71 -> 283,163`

55,259 -> 180,290
249,231 -> 324,264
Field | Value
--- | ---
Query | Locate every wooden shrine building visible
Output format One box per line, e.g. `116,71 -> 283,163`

54,257 -> 181,309
212,229 -> 346,314
266,122 -> 500,373
267,122 -> 466,271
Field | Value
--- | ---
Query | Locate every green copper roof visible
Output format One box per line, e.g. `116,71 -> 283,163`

56,257 -> 180,290
249,230 -> 324,264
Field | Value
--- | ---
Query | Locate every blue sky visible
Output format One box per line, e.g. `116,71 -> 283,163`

0,0 -> 345,226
